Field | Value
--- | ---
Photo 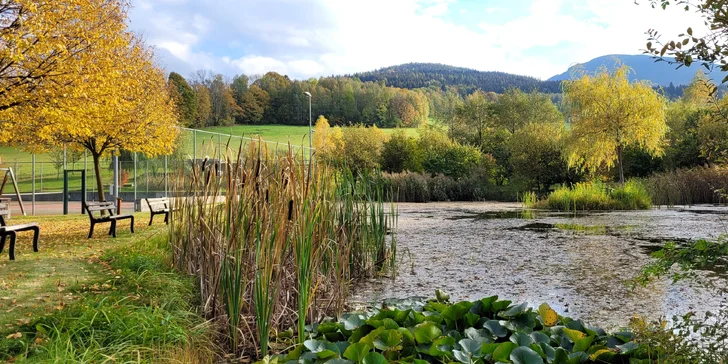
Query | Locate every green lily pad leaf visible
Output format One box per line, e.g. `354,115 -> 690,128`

373,330 -> 402,351
500,302 -> 529,318
504,312 -> 537,332
538,342 -> 555,362
284,344 -> 305,361
343,342 -> 371,362
324,359 -> 354,364
442,301 -> 475,322
381,318 -> 399,330
589,348 -> 615,361
491,300 -> 512,313
359,327 -> 385,348
430,336 -> 456,357
573,336 -> 594,353
414,322 -> 442,345
398,327 -> 415,346
482,343 -> 500,355
318,322 -> 341,334
362,352 -> 388,364
464,327 -> 492,343
483,320 -> 508,338
552,348 -> 569,364
452,350 -> 471,364
616,341 -> 640,355
464,312 -> 480,328
492,342 -> 518,362
510,346 -> 544,364
435,289 -> 450,302
343,315 -> 366,331
303,340 -> 340,359
510,332 -> 535,347
459,338 -> 484,357
530,332 -> 550,344
426,302 -> 449,313
413,360 -> 428,364
480,295 -> 498,313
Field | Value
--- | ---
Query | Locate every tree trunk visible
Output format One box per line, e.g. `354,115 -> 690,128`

92,152 -> 105,202
617,144 -> 625,186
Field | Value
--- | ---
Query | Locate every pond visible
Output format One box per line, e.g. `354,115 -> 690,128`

350,202 -> 728,330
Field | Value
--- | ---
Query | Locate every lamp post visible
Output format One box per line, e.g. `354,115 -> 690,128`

304,91 -> 312,161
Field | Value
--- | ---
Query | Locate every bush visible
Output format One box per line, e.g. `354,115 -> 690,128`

539,180 -> 651,211
380,130 -> 422,173
643,166 -> 728,206
341,125 -> 385,174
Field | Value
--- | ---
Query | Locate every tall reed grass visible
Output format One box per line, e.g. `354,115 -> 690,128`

169,141 -> 396,358
642,166 -> 728,206
538,180 -> 651,211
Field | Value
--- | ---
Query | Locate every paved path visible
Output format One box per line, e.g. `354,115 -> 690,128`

6,201 -> 136,216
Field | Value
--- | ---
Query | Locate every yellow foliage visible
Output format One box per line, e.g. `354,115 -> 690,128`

312,116 -> 343,162
0,0 -> 178,198
563,65 -> 667,181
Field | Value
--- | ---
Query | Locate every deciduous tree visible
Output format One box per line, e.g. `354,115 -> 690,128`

0,9 -> 178,201
168,72 -> 197,127
563,65 -> 667,184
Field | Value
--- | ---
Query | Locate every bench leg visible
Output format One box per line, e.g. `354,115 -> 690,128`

164,212 -> 169,225
0,234 -> 5,254
88,222 -> 95,239
148,213 -> 154,226
130,216 -> 134,233
8,232 -> 16,260
32,227 -> 40,253
111,220 -> 117,238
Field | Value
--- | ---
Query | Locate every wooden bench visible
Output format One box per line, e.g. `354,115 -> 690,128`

0,202 -> 39,260
145,197 -> 171,226
84,201 -> 134,238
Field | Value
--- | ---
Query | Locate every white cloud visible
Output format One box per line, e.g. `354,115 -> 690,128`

129,0 -> 711,80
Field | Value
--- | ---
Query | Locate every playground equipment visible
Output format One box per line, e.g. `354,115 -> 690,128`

0,168 -> 26,216
63,169 -> 87,215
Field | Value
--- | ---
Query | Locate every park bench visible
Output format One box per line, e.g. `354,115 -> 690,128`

84,201 -> 134,238
0,202 -> 40,260
145,197 -> 171,226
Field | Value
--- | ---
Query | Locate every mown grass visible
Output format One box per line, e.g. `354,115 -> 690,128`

0,214 -> 215,362
531,180 -> 652,211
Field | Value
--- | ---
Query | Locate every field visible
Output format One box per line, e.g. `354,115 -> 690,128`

0,125 -> 419,194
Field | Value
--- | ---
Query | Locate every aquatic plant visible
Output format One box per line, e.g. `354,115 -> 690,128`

642,166 -> 728,206
261,294 -> 659,364
538,180 -> 651,211
169,141 -> 397,357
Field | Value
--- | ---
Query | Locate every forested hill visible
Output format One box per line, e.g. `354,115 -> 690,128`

548,54 -> 728,86
352,63 -> 562,94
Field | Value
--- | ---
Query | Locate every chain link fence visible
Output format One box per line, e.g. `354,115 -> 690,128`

0,128 -> 314,215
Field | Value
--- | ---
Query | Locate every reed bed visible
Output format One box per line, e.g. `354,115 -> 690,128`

643,166 -> 728,206
536,180 -> 651,211
168,141 -> 396,359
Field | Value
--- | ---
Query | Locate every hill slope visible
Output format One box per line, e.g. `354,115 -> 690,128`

353,63 -> 562,94
548,54 -> 728,86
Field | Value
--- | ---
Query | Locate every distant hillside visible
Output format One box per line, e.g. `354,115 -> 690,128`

353,63 -> 562,94
549,54 -> 728,86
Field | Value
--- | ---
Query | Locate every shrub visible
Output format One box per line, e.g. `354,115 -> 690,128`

643,166 -> 728,206
380,130 -> 422,173
341,125 -> 385,174
539,180 -> 651,211
385,172 -> 430,202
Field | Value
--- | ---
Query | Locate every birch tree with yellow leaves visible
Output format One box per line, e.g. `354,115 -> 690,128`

563,65 -> 667,184
0,0 -> 179,201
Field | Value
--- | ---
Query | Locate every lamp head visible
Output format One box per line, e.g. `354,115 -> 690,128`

304,92 -> 312,98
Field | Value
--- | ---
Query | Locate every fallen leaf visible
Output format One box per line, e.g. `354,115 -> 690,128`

6,332 -> 22,339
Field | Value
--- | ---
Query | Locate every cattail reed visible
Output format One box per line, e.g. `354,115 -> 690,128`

169,139 -> 397,358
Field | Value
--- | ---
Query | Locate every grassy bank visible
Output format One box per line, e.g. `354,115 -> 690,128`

531,181 -> 651,211
0,214 -> 215,362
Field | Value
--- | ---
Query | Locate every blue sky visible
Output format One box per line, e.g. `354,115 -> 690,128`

128,0 -> 705,80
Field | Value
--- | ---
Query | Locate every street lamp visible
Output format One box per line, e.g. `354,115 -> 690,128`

304,92 -> 312,161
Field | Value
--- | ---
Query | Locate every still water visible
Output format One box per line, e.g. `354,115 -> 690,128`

351,202 -> 728,330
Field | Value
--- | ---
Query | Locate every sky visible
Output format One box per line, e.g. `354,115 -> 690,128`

128,0 -> 708,80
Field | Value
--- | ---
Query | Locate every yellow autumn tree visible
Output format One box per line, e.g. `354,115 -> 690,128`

0,0 -> 128,113
312,115 -> 343,163
0,0 -> 179,201
563,65 -> 667,184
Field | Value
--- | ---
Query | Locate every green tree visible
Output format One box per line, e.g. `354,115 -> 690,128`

341,125 -> 384,173
507,122 -> 569,192
380,130 -> 422,173
194,84 -> 212,128
238,85 -> 269,124
494,88 -> 563,133
168,72 -> 197,127
453,90 -> 496,148
563,65 -> 668,184
231,74 -> 249,106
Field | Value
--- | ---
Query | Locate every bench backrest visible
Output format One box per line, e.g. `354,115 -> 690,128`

85,201 -> 117,218
0,202 -> 8,226
145,198 -> 169,212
